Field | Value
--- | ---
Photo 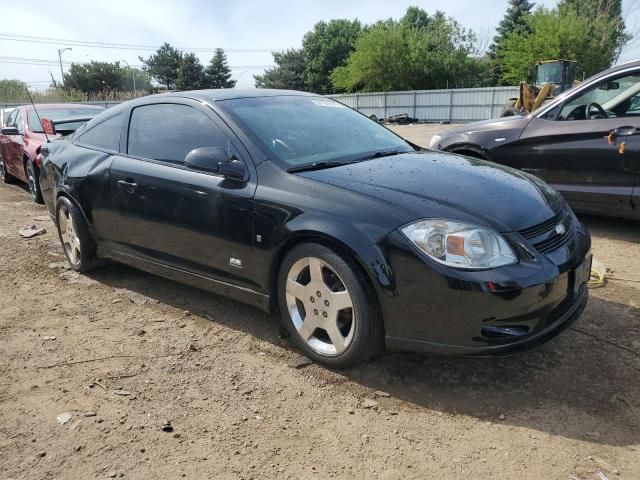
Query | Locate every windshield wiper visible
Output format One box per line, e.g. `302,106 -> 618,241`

287,160 -> 348,173
350,149 -> 404,163
287,149 -> 405,173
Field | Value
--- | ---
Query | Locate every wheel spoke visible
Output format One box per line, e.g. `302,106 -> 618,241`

326,323 -> 347,354
286,278 -> 306,301
329,290 -> 352,311
308,258 -> 324,287
298,318 -> 317,341
72,236 -> 81,253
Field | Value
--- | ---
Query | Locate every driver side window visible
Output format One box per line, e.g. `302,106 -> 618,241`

556,71 -> 640,121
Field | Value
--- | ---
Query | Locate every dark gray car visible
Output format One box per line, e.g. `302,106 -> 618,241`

432,59 -> 640,220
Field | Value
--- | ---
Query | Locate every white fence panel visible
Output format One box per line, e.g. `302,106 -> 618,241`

331,86 -> 519,122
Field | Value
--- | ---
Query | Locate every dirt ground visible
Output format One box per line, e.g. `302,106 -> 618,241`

1,124 -> 639,479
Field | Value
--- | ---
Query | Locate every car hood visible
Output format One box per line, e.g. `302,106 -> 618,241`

442,115 -> 531,136
297,151 -> 563,233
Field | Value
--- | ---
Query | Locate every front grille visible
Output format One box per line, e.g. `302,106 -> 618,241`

519,209 -> 574,254
519,211 -> 563,239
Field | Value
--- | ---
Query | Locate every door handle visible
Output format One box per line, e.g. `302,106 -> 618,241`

117,179 -> 138,192
607,126 -> 640,144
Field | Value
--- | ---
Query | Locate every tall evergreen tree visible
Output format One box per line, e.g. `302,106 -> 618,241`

254,49 -> 306,90
139,42 -> 183,90
204,49 -> 237,89
176,53 -> 205,90
488,0 -> 534,84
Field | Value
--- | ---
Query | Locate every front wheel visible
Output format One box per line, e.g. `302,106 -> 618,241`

25,159 -> 43,204
56,197 -> 99,272
277,243 -> 383,368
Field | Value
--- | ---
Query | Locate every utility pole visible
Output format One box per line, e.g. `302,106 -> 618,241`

121,60 -> 136,95
57,48 -> 72,85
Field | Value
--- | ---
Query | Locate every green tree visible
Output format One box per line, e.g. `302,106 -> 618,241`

0,79 -> 27,91
559,0 -> 629,69
139,42 -> 183,90
332,8 -> 477,92
63,61 -> 124,93
176,53 -> 206,90
302,19 -> 362,94
499,4 -> 631,85
254,49 -> 306,90
488,0 -> 534,84
204,48 -> 236,89
120,67 -> 152,92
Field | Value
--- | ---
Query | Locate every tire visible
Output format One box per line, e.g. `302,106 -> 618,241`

277,242 -> 383,368
25,159 -> 44,204
0,154 -> 13,184
500,106 -> 521,117
55,196 -> 99,272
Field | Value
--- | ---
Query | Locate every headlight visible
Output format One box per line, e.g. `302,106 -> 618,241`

429,134 -> 442,149
401,219 -> 517,269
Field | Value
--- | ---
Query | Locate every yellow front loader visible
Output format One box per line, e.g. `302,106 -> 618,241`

501,60 -> 578,117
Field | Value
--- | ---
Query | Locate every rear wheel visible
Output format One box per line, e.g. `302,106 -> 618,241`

0,154 -> 13,183
278,243 -> 383,368
25,159 -> 43,204
56,197 -> 99,272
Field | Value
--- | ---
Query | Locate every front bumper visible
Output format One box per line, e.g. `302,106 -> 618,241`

376,217 -> 591,356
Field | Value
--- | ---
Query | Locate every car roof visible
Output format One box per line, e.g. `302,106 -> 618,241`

588,59 -> 640,81
166,88 -> 318,102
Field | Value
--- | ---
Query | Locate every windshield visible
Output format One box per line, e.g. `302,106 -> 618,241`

537,63 -> 563,84
28,107 -> 103,133
217,96 -> 412,168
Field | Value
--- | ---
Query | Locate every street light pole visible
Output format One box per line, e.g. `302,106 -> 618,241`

121,60 -> 136,95
57,48 -> 72,85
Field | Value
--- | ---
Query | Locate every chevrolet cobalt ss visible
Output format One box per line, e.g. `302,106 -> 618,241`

39,90 -> 591,367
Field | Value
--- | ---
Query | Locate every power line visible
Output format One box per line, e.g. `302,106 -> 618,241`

0,33 -> 281,53
0,56 -> 272,69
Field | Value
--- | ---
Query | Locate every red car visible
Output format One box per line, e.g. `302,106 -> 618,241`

0,104 -> 104,203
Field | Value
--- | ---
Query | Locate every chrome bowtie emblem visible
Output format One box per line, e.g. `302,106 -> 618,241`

555,224 -> 566,236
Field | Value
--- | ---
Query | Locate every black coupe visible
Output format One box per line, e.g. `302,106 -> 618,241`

431,59 -> 640,220
40,90 -> 591,367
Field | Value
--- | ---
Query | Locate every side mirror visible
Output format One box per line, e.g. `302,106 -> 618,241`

218,158 -> 249,182
184,147 -> 228,173
41,118 -> 56,136
1,126 -> 19,135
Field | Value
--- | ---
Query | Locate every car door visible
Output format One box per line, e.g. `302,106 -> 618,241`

0,108 -> 26,180
515,69 -> 640,217
109,100 -> 258,289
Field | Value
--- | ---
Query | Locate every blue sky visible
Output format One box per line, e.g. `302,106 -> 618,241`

0,0 -> 638,89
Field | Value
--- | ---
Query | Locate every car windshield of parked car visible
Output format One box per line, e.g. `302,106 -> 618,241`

217,96 -> 412,168
28,108 -> 104,133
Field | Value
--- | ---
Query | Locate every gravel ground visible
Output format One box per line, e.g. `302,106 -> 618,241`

0,125 -> 639,479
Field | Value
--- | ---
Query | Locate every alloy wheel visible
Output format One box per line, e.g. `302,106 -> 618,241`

285,256 -> 355,356
0,157 -> 6,182
58,205 -> 81,265
26,162 -> 37,200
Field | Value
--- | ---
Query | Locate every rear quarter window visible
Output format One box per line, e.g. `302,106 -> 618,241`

76,113 -> 123,152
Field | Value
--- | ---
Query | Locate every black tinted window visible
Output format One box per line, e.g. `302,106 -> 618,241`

78,114 -> 123,151
128,104 -> 228,163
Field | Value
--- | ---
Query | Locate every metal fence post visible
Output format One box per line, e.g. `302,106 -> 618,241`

490,88 -> 496,119
383,93 -> 388,120
412,91 -> 417,120
448,90 -> 454,123
355,93 -> 359,111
